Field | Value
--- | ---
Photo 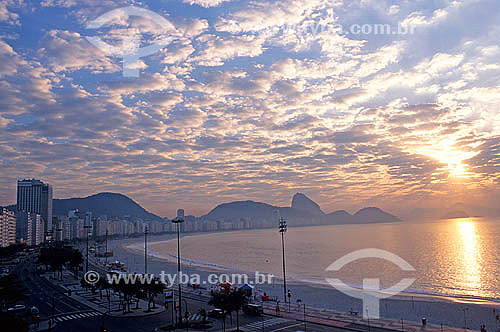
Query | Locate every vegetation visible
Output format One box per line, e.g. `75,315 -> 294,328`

0,274 -> 27,311
0,244 -> 26,259
209,288 -> 248,331
38,246 -> 83,279
0,311 -> 29,332
141,277 -> 166,311
0,274 -> 29,331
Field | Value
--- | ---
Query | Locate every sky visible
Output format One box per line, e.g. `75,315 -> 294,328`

0,0 -> 499,218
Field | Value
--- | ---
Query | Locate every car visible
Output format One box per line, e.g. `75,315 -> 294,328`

243,304 -> 263,316
207,308 -> 225,318
7,304 -> 26,312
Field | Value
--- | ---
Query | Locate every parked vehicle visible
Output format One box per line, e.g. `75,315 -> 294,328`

243,303 -> 263,316
7,304 -> 26,312
207,308 -> 225,318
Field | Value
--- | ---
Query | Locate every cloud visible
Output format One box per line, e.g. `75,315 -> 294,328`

1,0 -> 500,216
183,0 -> 232,8
39,30 -> 119,73
0,0 -> 21,25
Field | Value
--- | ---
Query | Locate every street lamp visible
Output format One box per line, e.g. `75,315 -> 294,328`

463,308 -> 469,329
144,225 -> 148,275
278,217 -> 288,305
172,209 -> 185,327
105,229 -> 108,264
84,224 -> 91,273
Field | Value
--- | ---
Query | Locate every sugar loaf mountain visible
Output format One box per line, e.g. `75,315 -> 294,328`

202,193 -> 400,226
10,192 -> 400,228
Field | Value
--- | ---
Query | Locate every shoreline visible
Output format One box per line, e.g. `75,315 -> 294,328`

125,233 -> 500,309
109,232 -> 500,329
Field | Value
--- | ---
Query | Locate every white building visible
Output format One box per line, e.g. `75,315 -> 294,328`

0,208 -> 16,247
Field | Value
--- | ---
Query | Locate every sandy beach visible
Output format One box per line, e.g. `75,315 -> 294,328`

103,232 -> 500,331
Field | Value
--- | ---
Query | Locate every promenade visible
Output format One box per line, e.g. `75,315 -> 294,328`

262,302 -> 475,332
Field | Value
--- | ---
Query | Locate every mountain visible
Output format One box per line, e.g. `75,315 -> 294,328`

52,192 -> 162,221
405,202 -> 500,221
327,210 -> 354,224
202,193 -> 400,227
325,208 -> 400,224
353,207 -> 401,223
291,193 -> 324,215
203,200 -> 277,221
440,210 -> 470,219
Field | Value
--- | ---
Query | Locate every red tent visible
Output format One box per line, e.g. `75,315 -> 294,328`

219,281 -> 233,288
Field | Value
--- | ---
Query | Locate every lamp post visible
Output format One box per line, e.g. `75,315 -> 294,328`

84,224 -> 91,273
463,308 -> 469,330
303,303 -> 307,332
105,229 -> 108,263
144,225 -> 148,275
278,217 -> 287,305
172,210 -> 185,327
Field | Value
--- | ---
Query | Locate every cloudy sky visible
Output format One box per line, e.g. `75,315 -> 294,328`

0,0 -> 499,217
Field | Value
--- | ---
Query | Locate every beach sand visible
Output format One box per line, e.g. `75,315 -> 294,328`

105,233 -> 500,330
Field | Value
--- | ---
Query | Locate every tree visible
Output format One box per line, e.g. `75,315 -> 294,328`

96,277 -> 110,300
229,289 -> 247,331
209,288 -> 248,332
81,276 -> 93,290
111,278 -> 137,313
69,249 -> 83,278
0,274 -> 27,311
0,311 -> 29,332
141,278 -> 165,311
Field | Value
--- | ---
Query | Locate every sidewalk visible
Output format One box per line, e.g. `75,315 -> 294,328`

42,270 -> 166,318
263,303 -> 474,332
29,319 -> 55,332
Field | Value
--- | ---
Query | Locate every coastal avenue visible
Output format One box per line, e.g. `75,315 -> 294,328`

17,251 -> 390,332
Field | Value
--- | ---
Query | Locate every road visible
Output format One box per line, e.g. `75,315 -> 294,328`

12,253 -> 370,332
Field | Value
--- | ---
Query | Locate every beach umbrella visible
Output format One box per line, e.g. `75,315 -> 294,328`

239,284 -> 254,291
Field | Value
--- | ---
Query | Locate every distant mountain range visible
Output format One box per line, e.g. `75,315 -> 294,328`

202,193 -> 401,226
54,193 -> 164,221
406,202 -> 500,221
7,192 -> 401,226
9,193 -> 163,222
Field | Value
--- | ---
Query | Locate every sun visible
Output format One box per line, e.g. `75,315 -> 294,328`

444,159 -> 469,177
417,142 -> 478,178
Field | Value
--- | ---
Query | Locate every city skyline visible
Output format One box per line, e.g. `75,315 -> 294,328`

0,0 -> 499,217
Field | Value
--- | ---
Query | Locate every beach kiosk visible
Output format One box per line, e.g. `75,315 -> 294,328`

239,283 -> 254,296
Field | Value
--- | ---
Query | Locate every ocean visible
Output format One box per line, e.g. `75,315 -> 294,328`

139,217 -> 500,304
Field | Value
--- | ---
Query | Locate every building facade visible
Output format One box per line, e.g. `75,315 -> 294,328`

0,208 -> 16,247
17,179 -> 53,240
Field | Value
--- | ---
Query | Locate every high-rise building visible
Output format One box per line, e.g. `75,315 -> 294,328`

17,179 -> 53,241
32,214 -> 43,245
0,208 -> 16,247
16,210 -> 34,245
61,217 -> 71,241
